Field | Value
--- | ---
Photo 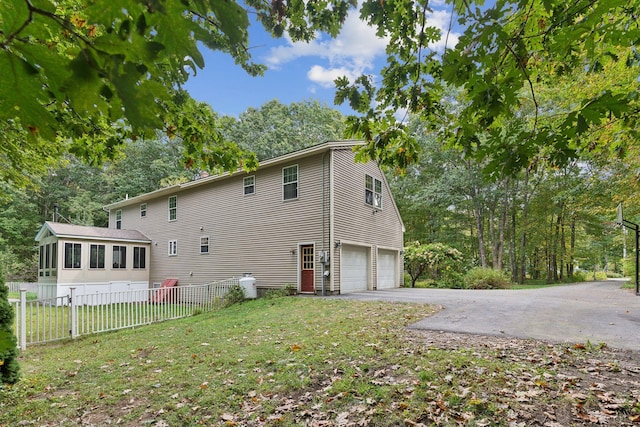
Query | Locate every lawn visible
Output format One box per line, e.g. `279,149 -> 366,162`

1,296 -> 638,426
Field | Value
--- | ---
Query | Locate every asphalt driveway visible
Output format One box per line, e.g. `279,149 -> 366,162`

334,280 -> 640,351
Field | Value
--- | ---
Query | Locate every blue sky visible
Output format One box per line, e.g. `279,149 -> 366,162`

183,2 -> 459,118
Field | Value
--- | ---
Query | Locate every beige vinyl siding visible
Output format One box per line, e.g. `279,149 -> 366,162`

57,238 -> 150,285
331,148 -> 404,292
115,154 -> 327,290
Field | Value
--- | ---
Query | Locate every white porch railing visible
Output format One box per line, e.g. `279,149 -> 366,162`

12,278 -> 239,350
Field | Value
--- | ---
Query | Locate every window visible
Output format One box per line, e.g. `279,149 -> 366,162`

243,176 -> 255,195
112,245 -> 127,269
140,203 -> 147,218
115,209 -> 122,229
133,247 -> 146,269
365,174 -> 382,209
39,245 -> 44,276
283,165 -> 298,200
200,236 -> 209,254
90,244 -> 105,269
51,242 -> 57,276
64,243 -> 82,269
168,240 -> 177,256
168,196 -> 177,221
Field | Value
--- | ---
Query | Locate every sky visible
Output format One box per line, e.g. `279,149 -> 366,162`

183,2 -> 460,118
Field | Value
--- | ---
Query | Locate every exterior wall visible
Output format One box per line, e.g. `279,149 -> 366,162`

113,154 -> 328,292
36,235 -> 150,299
331,148 -> 404,292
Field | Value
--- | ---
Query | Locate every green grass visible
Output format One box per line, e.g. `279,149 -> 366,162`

1,297 -> 637,426
8,291 -> 37,300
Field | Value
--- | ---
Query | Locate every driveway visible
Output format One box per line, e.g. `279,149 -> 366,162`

334,280 -> 640,351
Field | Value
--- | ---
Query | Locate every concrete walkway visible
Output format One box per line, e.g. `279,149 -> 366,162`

334,280 -> 640,351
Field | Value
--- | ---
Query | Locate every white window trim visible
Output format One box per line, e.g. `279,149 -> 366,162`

168,195 -> 177,222
282,164 -> 299,201
243,175 -> 255,196
200,236 -> 209,254
365,174 -> 383,210
140,203 -> 147,218
168,239 -> 178,256
115,209 -> 122,229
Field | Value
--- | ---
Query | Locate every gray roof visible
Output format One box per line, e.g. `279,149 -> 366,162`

35,221 -> 151,243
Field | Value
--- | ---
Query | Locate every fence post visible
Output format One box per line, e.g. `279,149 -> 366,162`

19,289 -> 26,350
70,287 -> 77,339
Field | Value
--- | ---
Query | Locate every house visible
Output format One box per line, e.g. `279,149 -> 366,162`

36,140 -> 404,296
34,222 -> 151,300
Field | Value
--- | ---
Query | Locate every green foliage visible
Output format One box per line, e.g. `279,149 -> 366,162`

463,267 -> 513,290
0,268 -> 20,384
224,285 -> 245,306
220,99 -> 346,161
403,241 -> 465,288
623,257 -> 636,278
0,0 -> 354,189
336,0 -> 639,174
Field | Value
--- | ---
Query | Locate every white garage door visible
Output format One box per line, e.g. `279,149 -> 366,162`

377,250 -> 398,289
341,245 -> 369,293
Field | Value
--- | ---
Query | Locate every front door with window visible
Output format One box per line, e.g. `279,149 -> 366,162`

300,245 -> 314,293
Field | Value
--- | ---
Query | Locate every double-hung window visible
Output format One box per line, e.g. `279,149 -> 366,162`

365,174 -> 382,209
64,243 -> 82,269
168,240 -> 178,256
133,247 -> 146,269
168,195 -> 177,221
140,203 -> 147,218
283,165 -> 298,200
90,244 -> 106,269
200,236 -> 209,254
115,209 -> 122,229
112,245 -> 127,269
243,176 -> 255,195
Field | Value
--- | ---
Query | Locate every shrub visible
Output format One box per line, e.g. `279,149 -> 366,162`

464,267 -> 512,290
568,270 -> 588,282
594,271 -> 608,281
404,241 -> 465,288
0,267 -> 20,384
224,285 -> 245,306
623,256 -> 636,278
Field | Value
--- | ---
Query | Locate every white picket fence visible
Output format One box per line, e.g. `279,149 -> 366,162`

12,278 -> 240,350
6,282 -> 37,293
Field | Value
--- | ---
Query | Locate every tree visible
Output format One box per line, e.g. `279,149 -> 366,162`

403,241 -> 464,288
0,268 -> 20,384
0,0 -> 355,188
336,0 -> 639,174
220,100 -> 346,160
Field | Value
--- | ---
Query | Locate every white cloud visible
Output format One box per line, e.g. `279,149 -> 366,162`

307,65 -> 359,88
264,4 -> 460,87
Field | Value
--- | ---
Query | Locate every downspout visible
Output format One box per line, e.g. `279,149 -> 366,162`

321,150 -> 329,296
329,149 -> 335,294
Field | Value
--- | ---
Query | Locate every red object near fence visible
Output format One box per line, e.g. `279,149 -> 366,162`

150,278 -> 178,303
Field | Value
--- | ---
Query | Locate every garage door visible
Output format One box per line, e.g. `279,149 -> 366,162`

341,245 -> 369,293
377,249 -> 398,289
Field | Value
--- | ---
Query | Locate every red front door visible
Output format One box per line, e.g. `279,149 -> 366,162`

300,245 -> 314,293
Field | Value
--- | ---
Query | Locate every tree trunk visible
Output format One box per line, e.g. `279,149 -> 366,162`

518,168 -> 531,284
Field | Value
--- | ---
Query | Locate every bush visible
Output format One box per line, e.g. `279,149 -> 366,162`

404,241 -> 465,288
623,256 -> 636,278
0,268 -> 20,384
594,271 -> 608,281
224,285 -> 245,306
464,267 -> 512,290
